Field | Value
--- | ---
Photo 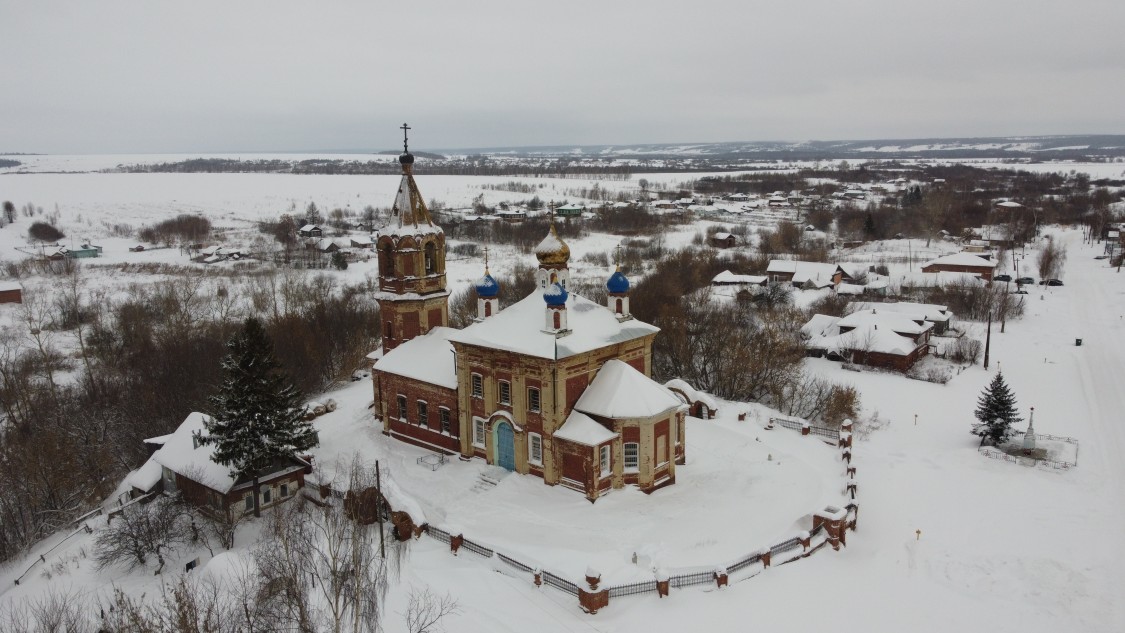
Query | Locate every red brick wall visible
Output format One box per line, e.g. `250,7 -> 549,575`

377,370 -> 460,454
0,289 -> 21,304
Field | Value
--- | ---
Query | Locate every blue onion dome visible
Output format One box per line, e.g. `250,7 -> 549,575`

475,272 -> 500,298
606,269 -> 630,293
543,282 -> 569,306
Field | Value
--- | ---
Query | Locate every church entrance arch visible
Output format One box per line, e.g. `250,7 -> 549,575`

494,421 -> 516,471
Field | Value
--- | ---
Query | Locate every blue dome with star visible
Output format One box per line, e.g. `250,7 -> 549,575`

543,282 -> 569,306
606,270 -> 630,293
475,273 -> 500,298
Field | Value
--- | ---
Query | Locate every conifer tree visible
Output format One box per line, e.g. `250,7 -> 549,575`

972,372 -> 1023,447
204,317 -> 317,517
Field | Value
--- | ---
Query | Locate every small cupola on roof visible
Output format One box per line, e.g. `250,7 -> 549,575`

543,282 -> 570,334
534,220 -> 571,289
606,260 -> 631,320
475,248 -> 500,321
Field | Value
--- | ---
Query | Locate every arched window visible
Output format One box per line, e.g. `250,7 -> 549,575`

381,244 -> 394,276
615,298 -> 623,313
553,311 -> 561,329
424,242 -> 436,274
384,321 -> 393,342
484,302 -> 492,317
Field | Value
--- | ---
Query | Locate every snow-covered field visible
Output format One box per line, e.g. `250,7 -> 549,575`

0,159 -> 1123,632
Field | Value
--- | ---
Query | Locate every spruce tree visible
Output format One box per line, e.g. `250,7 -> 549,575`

204,317 -> 318,517
972,372 -> 1023,447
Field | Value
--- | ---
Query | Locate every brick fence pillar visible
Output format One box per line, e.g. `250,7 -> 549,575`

579,589 -> 609,614
533,568 -> 542,587
450,534 -> 463,556
800,530 -> 811,555
714,567 -> 728,588
656,569 -> 669,598
585,567 -> 601,591
761,549 -> 771,568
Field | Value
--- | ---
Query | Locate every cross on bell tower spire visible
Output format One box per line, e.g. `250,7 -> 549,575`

400,122 -> 411,153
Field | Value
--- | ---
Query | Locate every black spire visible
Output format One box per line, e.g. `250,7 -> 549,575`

399,122 -> 414,167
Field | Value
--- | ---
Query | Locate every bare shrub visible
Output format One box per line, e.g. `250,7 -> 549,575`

946,336 -> 983,364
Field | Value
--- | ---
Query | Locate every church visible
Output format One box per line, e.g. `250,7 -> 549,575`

370,132 -> 687,502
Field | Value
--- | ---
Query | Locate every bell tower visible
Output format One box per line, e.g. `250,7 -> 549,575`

375,124 -> 449,353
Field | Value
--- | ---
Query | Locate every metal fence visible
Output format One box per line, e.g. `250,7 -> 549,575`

607,580 -> 658,598
669,570 -> 714,589
497,553 -> 534,574
426,526 -> 452,544
727,551 -> 763,574
979,446 -> 1075,471
809,425 -> 840,441
770,417 -> 804,431
771,537 -> 802,555
542,571 -> 580,596
460,537 -> 494,558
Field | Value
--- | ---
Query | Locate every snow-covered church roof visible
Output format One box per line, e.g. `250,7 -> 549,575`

448,292 -> 659,360
373,327 -> 459,389
553,410 -> 618,446
574,359 -> 684,419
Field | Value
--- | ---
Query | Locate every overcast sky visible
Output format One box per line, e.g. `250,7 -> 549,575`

2,0 -> 1123,154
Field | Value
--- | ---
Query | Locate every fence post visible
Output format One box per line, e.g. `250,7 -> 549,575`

450,534 -> 463,556
656,569 -> 670,598
801,421 -> 810,436
580,568 -> 608,615
533,568 -> 542,587
800,530 -> 811,555
846,479 -> 857,499
761,549 -> 771,568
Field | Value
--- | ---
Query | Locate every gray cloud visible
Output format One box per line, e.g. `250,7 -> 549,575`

1,0 -> 1122,153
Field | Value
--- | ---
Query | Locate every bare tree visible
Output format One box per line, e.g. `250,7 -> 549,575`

403,587 -> 460,633
94,496 -> 191,573
1037,235 -> 1067,280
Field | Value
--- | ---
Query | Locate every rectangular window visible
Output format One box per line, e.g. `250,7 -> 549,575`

262,487 -> 272,505
417,400 -> 428,427
473,418 -> 486,447
280,483 -> 290,498
499,380 -> 511,405
657,435 -> 667,465
624,442 -> 639,471
528,387 -> 541,412
244,493 -> 253,511
471,374 -> 483,398
599,445 -> 611,476
397,395 -> 407,421
440,408 -> 451,434
529,433 -> 543,465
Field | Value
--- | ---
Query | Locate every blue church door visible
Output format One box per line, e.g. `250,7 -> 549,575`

495,422 -> 516,471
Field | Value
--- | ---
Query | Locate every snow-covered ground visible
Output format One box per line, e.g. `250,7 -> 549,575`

0,157 -> 1123,631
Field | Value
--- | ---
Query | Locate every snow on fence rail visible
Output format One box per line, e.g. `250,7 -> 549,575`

668,569 -> 715,589
769,416 -> 841,443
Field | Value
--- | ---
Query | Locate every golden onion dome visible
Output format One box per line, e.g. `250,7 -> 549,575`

533,223 -> 570,268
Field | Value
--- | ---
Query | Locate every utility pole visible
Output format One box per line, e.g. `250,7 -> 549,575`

983,311 -> 992,370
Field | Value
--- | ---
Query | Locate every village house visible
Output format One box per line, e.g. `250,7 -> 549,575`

921,252 -> 998,281
802,309 -> 933,372
298,223 -> 323,238
853,301 -> 954,334
370,144 -> 690,502
127,412 -> 311,518
766,260 -> 848,288
711,270 -> 768,288
0,281 -> 22,304
710,232 -> 738,248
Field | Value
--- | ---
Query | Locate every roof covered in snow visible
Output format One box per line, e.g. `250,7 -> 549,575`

923,252 -> 998,268
574,359 -> 683,419
127,457 -> 163,492
374,327 -> 459,389
387,173 -> 443,239
808,323 -> 922,356
838,309 -> 933,336
801,314 -> 841,338
150,412 -> 238,493
854,301 -> 951,323
712,270 -> 767,286
894,271 -> 988,288
767,260 -> 842,284
448,292 -> 659,360
663,378 -> 719,411
553,410 -> 618,446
